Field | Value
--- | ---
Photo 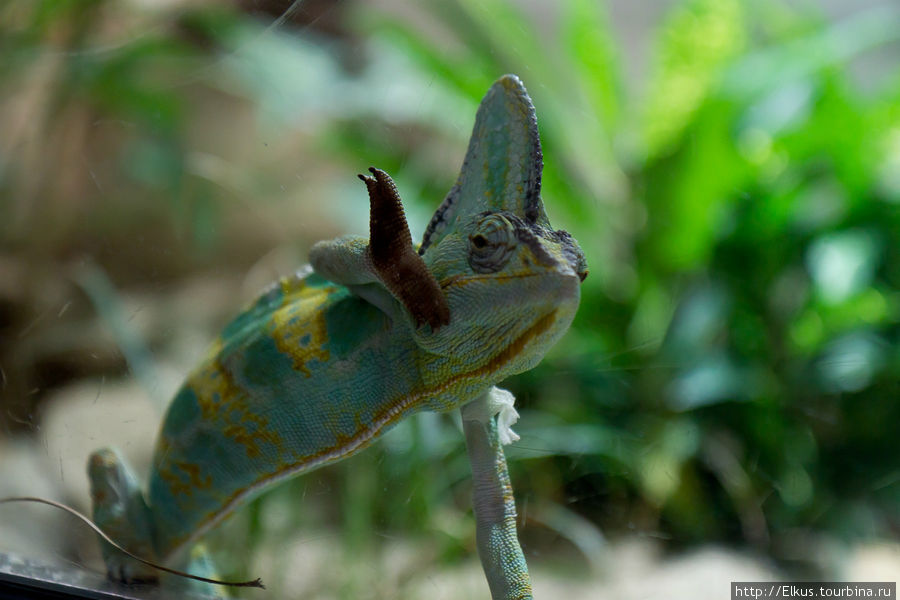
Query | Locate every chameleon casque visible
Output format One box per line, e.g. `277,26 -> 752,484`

87,74 -> 587,599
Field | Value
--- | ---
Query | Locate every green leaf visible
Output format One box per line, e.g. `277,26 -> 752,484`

642,101 -> 750,271
644,0 -> 746,157
562,0 -> 622,130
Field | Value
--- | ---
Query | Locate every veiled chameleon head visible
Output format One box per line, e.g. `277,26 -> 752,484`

350,76 -> 584,378
411,75 -> 587,376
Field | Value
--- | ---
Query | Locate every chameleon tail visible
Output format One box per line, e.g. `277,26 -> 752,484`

462,388 -> 534,600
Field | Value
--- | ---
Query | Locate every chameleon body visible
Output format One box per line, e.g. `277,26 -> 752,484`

88,74 -> 586,599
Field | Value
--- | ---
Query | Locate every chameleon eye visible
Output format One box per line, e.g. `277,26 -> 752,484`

468,214 -> 515,273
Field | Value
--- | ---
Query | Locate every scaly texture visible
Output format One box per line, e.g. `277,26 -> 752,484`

463,388 -> 533,600
88,74 -> 587,598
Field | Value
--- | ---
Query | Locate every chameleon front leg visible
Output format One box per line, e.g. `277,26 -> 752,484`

461,387 -> 534,600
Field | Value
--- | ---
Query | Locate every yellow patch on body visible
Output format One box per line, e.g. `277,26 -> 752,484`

270,286 -> 331,377
157,467 -> 192,497
175,461 -> 213,490
191,362 -> 284,459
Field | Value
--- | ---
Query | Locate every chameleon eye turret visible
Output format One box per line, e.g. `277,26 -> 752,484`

468,214 -> 517,273
71,75 -> 585,600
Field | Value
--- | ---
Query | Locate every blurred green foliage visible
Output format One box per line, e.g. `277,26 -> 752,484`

342,0 -> 900,568
2,0 -> 899,592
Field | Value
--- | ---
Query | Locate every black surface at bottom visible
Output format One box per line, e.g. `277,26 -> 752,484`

0,553 -> 222,600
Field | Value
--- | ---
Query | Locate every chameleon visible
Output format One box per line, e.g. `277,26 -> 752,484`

85,74 -> 587,599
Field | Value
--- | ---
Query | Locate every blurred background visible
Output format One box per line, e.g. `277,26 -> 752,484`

1,0 -> 899,598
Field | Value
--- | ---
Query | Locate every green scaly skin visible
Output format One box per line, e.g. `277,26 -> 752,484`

88,74 -> 586,598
